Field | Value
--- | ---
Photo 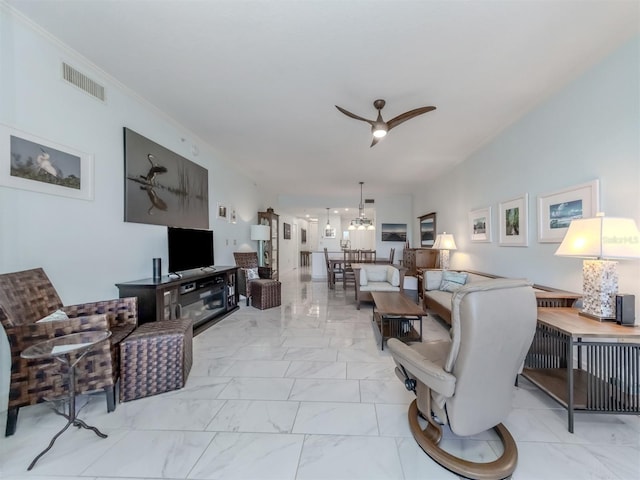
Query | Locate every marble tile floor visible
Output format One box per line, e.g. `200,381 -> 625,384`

1,267 -> 639,479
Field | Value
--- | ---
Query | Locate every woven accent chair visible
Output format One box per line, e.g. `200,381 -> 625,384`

0,268 -> 138,436
233,252 -> 273,306
388,279 -> 537,480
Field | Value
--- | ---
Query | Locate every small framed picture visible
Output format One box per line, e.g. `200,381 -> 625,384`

283,222 -> 291,239
469,207 -> 492,243
217,203 -> 228,220
499,194 -> 529,247
0,124 -> 94,201
537,180 -> 599,243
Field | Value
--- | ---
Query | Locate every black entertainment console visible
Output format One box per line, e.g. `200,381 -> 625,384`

116,266 -> 239,335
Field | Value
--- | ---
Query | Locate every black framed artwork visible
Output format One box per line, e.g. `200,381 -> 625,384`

123,127 -> 209,228
283,222 -> 291,239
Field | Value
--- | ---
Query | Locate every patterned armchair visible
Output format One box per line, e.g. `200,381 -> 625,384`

0,268 -> 137,436
233,252 -> 273,305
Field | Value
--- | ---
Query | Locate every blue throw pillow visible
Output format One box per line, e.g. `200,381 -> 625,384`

439,271 -> 468,293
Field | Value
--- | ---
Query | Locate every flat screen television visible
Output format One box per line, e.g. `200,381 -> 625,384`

168,227 -> 214,273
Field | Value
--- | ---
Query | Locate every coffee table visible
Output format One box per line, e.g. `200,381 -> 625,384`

371,291 -> 425,350
21,330 -> 112,470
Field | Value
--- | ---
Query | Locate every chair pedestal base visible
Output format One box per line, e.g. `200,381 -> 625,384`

408,400 -> 518,480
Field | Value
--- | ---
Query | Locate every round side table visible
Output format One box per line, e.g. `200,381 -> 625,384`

21,330 -> 112,470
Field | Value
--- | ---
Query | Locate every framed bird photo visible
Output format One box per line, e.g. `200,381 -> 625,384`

123,127 -> 209,228
0,124 -> 94,200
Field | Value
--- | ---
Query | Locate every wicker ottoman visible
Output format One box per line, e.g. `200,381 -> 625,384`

119,318 -> 193,402
250,279 -> 282,310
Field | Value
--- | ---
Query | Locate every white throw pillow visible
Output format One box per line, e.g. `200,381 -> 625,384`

386,267 -> 400,287
359,268 -> 368,286
36,309 -> 69,323
366,266 -> 387,282
244,267 -> 259,280
425,270 -> 443,291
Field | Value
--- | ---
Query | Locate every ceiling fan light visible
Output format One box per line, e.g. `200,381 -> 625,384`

372,125 -> 388,138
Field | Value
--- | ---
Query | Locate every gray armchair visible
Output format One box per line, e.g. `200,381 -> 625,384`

388,279 -> 537,479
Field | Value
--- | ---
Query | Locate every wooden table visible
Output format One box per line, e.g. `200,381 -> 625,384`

371,291 -> 426,350
522,308 -> 640,433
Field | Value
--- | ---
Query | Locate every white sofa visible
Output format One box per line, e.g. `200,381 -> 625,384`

423,269 -> 581,325
353,264 -> 406,310
423,270 -> 496,324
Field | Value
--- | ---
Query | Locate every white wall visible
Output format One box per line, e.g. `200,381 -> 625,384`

278,193 -> 414,260
414,37 -> 640,310
0,6 -> 265,416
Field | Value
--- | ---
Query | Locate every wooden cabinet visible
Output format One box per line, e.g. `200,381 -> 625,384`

402,248 -> 438,275
116,266 -> 239,335
258,208 -> 279,280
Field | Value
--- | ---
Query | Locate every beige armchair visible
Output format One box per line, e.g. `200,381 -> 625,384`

0,268 -> 137,436
387,279 -> 537,479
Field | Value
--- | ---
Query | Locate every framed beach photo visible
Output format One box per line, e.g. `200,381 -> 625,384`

469,207 -> 492,242
381,223 -> 407,242
0,125 -> 94,201
537,180 -> 599,243
499,194 -> 529,247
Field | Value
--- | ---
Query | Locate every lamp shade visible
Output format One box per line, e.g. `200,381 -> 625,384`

250,224 -> 271,241
433,232 -> 457,251
555,216 -> 640,259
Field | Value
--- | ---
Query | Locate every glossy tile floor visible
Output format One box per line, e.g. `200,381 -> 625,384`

2,267 -> 639,479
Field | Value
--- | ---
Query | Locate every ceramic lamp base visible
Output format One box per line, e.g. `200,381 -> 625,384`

581,259 -> 617,321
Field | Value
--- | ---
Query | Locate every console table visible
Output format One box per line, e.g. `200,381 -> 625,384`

116,266 -> 239,336
522,308 -> 640,433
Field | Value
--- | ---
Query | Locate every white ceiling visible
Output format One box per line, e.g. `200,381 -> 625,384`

6,0 -> 639,219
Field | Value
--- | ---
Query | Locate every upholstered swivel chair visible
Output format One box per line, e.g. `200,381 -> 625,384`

388,279 -> 537,480
0,268 -> 138,436
233,252 -> 273,305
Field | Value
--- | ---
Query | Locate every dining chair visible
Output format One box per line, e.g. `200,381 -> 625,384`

343,250 -> 359,289
360,250 -> 376,263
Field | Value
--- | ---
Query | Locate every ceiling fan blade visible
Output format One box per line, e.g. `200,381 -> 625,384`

386,106 -> 436,131
370,136 -> 382,148
335,105 -> 375,126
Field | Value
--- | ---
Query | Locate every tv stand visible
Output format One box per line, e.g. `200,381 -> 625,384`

116,266 -> 239,336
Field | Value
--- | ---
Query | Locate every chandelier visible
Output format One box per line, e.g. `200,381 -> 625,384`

348,182 -> 375,231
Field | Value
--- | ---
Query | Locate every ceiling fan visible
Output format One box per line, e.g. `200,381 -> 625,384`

336,99 -> 436,147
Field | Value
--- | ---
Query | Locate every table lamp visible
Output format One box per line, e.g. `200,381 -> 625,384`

250,225 -> 271,267
433,232 -> 457,270
555,213 -> 640,321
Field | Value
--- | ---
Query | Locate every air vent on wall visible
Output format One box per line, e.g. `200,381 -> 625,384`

365,199 -> 375,204
62,62 -> 105,102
